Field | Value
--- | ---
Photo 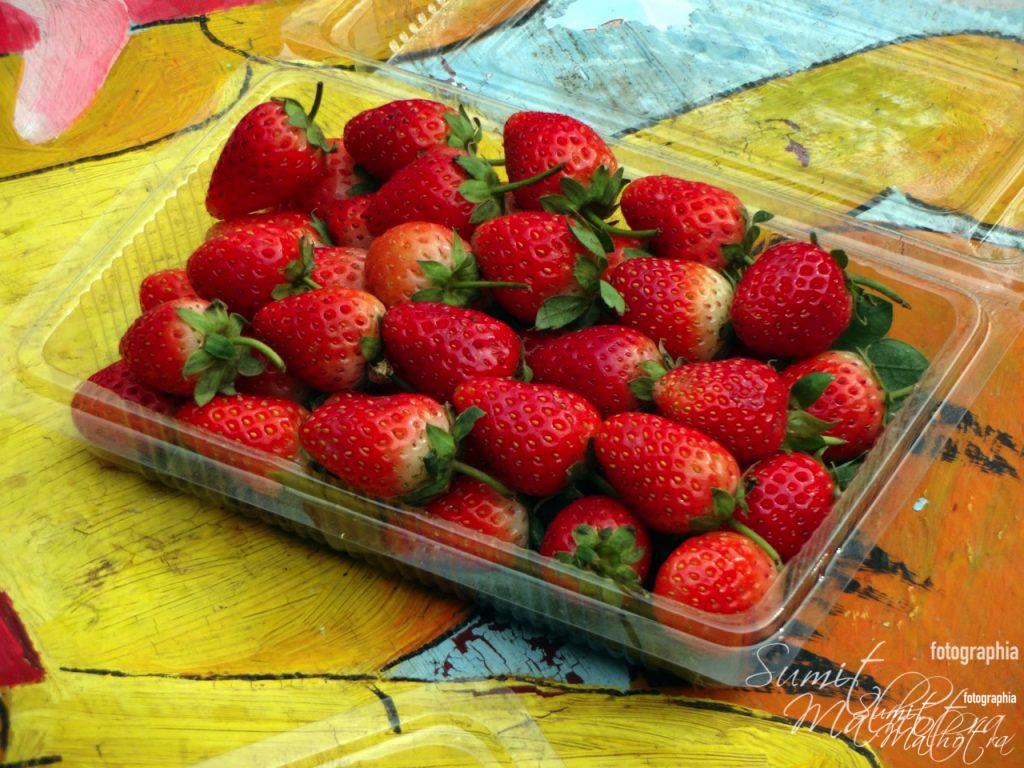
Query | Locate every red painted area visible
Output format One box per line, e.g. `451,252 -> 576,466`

0,592 -> 44,687
124,0 -> 265,25
0,2 -> 40,54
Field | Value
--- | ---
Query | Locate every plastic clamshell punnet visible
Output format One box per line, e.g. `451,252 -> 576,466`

14,64 -> 1023,686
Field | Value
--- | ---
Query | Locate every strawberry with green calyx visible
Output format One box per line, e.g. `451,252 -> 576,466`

781,343 -> 927,461
424,476 -> 529,547
344,99 -> 455,181
630,357 -> 842,465
365,223 -> 526,308
620,175 -> 749,270
539,496 -> 653,588
206,83 -> 332,220
367,147 -> 565,240
119,298 -> 284,405
271,237 -> 367,299
540,166 -> 659,252
207,211 -> 325,244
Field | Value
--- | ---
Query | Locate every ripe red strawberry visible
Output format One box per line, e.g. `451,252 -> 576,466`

594,412 -> 740,534
620,175 -> 745,269
252,287 -> 384,392
71,360 -> 181,446
119,298 -> 283,403
344,99 -> 454,180
365,222 -> 478,307
503,111 -> 617,211
139,268 -> 197,312
307,246 -> 367,291
367,148 -> 475,239
424,476 -> 529,546
177,394 -> 307,470
286,138 -> 358,213
736,453 -> 835,562
654,531 -> 775,614
187,223 -> 305,318
382,302 -> 521,402
236,363 -> 311,403
453,378 -> 601,497
300,393 -> 450,500
607,257 -> 733,361
473,211 -> 620,327
539,496 -> 652,586
731,241 -> 852,358
323,194 -> 375,248
643,358 -> 788,466
527,325 -> 660,416
781,351 -> 885,461
206,84 -> 331,219
207,211 -> 322,243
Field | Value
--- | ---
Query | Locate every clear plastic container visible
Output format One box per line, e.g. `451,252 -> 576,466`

14,63 -> 1023,686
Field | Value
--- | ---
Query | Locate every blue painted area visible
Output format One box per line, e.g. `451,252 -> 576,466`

913,497 -> 929,512
383,613 -> 631,687
404,0 -> 1024,134
854,188 -> 1024,251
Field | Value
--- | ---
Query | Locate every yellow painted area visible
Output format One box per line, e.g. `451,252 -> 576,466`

628,34 -> 1024,238
5,675 -> 879,766
1,6 -> 1024,767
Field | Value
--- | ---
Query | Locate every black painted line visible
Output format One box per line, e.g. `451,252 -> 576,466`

130,16 -> 207,31
0,757 -> 62,768
59,666 -> 376,682
369,685 -> 402,734
197,16 -> 356,72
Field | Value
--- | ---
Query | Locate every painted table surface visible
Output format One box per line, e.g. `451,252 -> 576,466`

1,1 -> 1023,766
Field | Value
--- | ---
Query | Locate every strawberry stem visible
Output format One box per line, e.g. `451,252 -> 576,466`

452,460 -> 513,498
887,383 -> 917,400
484,157 -> 506,166
582,210 -> 658,239
308,82 -> 324,122
849,274 -> 911,309
727,519 -> 783,569
302,276 -> 321,291
490,162 -> 566,194
232,337 -> 285,371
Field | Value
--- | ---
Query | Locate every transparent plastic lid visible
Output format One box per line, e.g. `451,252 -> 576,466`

287,0 -> 1024,265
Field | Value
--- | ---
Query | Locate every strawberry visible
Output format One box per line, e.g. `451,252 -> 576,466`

286,138 -> 359,213
177,394 -> 308,472
619,175 -> 746,269
472,212 -> 624,327
594,412 -> 740,534
731,241 -> 852,359
301,392 -> 486,502
207,211 -> 322,244
632,357 -> 841,466
539,496 -> 652,587
382,302 -> 521,402
71,360 -> 181,446
368,147 -> 565,241
344,99 -> 454,180
527,325 -> 660,416
503,111 -> 617,212
607,257 -> 733,361
270,238 -> 367,299
453,378 -> 601,497
252,287 -> 384,393
365,222 -> 514,308
424,476 -> 529,546
206,83 -> 332,219
323,194 -> 375,248
236,361 -> 311,403
119,298 -> 283,404
781,351 -> 885,461
139,268 -> 197,312
736,453 -> 835,562
654,531 -> 775,614
187,223 -> 306,319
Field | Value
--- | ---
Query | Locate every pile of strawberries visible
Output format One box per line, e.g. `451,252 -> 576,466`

72,83 -> 928,619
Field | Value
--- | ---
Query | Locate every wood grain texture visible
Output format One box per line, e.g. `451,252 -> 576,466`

1,6 -> 1024,767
